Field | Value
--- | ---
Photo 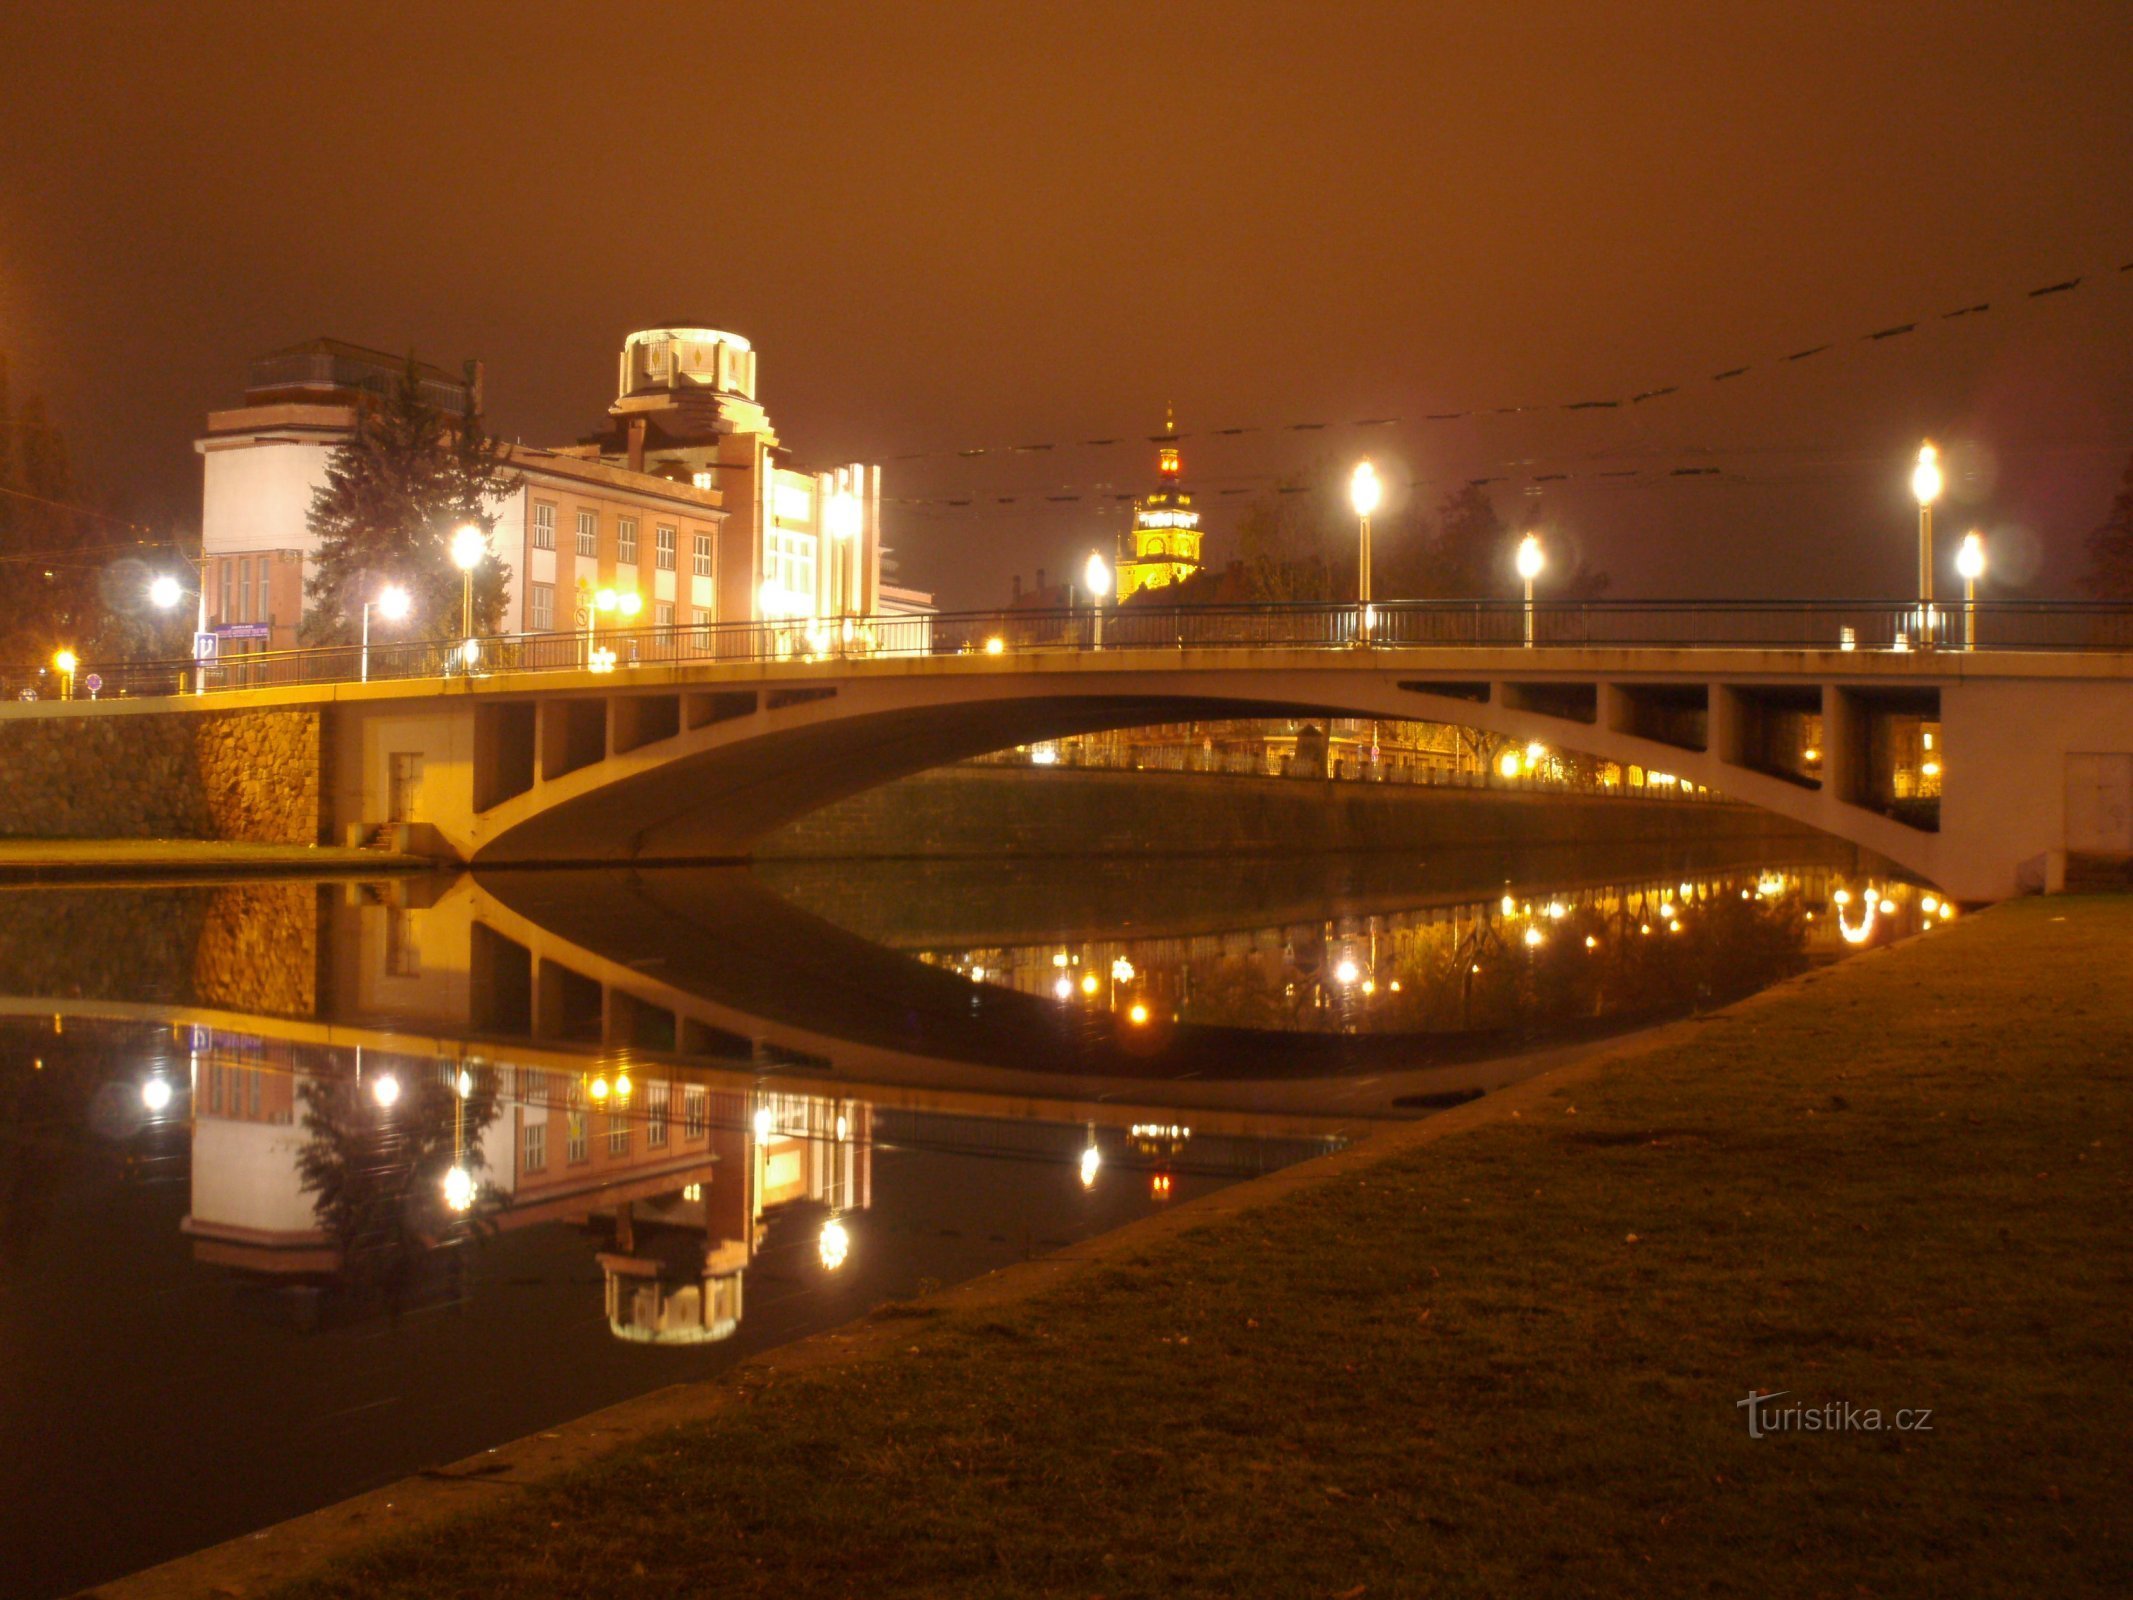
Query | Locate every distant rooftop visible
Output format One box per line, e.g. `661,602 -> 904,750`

245,337 -> 479,414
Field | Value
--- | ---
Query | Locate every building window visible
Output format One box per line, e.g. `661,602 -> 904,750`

647,1083 -> 668,1147
617,517 -> 638,565
219,560 -> 233,623
575,508 -> 597,557
683,1086 -> 707,1139
693,606 -> 714,647
530,582 -> 554,631
655,601 -> 675,629
525,1070 -> 549,1106
656,524 -> 677,570
522,1119 -> 546,1173
566,1082 -> 588,1163
607,1112 -> 630,1156
767,530 -> 817,610
692,532 -> 713,578
239,557 -> 254,623
533,502 -> 557,550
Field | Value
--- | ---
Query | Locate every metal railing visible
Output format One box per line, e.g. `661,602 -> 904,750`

9,598 -> 2133,702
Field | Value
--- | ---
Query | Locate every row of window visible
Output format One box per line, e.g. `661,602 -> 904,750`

531,503 -> 712,575
527,585 -> 713,633
520,1081 -> 706,1172
215,554 -> 277,625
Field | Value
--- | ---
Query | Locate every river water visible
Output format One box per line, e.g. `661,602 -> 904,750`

0,834 -> 1944,1596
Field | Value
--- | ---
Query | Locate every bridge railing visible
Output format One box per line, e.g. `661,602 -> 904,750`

11,598 -> 2133,701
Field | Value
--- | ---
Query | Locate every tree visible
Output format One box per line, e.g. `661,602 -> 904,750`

302,359 -> 518,645
0,356 -> 104,668
1394,484 -> 1612,601
2085,450 -> 2133,599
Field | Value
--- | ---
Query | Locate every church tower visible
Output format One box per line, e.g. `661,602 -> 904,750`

1114,407 -> 1204,601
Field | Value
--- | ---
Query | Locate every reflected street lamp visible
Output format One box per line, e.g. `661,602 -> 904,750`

1911,442 -> 1942,646
1956,530 -> 1986,652
362,583 -> 412,683
1515,534 -> 1545,648
1349,461 -> 1380,644
1084,549 -> 1111,649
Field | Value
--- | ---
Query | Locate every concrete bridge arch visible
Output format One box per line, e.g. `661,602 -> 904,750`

303,644 -> 2133,900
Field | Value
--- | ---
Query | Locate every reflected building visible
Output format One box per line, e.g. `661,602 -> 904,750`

175,1022 -> 872,1343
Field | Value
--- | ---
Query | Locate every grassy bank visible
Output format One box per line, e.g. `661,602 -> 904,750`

277,899 -> 2129,1599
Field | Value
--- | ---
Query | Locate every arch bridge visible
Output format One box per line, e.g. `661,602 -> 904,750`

18,599 -> 2133,903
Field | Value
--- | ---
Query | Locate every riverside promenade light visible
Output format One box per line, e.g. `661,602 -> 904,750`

450,522 -> 485,646
1515,534 -> 1545,647
1912,442 -> 1942,642
1956,530 -> 1986,651
1085,550 -> 1110,649
361,584 -> 411,683
1350,461 -> 1380,643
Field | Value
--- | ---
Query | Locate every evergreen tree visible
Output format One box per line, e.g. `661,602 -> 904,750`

2085,450 -> 2133,599
302,359 -> 518,645
0,356 -> 107,669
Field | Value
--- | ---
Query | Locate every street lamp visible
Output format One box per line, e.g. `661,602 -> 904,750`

362,583 -> 411,683
1349,460 -> 1381,644
1084,549 -> 1111,649
1956,530 -> 1986,652
1515,533 -> 1545,647
450,523 -> 485,645
148,558 -> 213,691
1911,442 -> 1942,645
826,489 -> 861,632
53,648 -> 78,700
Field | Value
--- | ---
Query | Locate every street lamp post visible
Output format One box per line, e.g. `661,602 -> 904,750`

1349,461 -> 1380,645
362,584 -> 412,683
1084,550 -> 1111,650
1911,442 -> 1942,647
148,558 -> 211,691
827,490 -> 861,649
1956,530 -> 1986,652
1516,533 -> 1545,648
450,523 -> 485,657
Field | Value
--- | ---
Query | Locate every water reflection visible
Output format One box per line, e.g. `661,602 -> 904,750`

1,839 -> 1941,1597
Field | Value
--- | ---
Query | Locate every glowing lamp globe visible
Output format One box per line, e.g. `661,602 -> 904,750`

1956,531 -> 1986,582
149,574 -> 183,609
1349,460 -> 1381,518
377,585 -> 412,622
1084,550 -> 1111,600
1911,443 -> 1943,506
1516,534 -> 1545,582
450,523 -> 486,571
827,491 -> 861,540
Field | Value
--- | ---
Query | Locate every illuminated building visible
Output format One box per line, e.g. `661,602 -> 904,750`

1112,409 -> 1204,601
195,331 -> 924,652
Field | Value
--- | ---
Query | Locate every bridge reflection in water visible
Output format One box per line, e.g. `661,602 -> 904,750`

1,838 -> 1934,1595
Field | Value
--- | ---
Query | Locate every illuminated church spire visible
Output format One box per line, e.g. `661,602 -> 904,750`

1115,405 -> 1203,601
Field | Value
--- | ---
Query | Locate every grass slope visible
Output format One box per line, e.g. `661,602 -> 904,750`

279,898 -> 2131,1599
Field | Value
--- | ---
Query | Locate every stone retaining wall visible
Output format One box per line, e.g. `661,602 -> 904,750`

0,709 -> 321,843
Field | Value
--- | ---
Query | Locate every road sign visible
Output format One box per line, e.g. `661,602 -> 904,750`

83,673 -> 103,695
217,623 -> 271,641
193,632 -> 219,663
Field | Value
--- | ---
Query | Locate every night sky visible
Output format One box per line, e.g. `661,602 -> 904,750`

4,1 -> 2131,608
